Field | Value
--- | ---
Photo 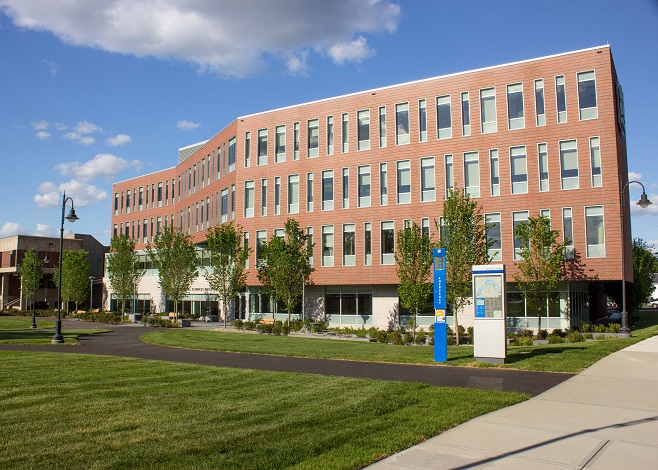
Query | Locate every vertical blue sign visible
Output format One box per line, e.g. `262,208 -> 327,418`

433,248 -> 447,363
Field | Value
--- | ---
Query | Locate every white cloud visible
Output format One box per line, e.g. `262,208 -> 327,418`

0,222 -> 25,237
34,180 -> 108,208
55,153 -> 143,181
629,171 -> 643,181
75,120 -> 101,134
60,120 -> 101,144
78,136 -> 96,145
106,134 -> 131,146
35,131 -> 51,140
286,50 -> 309,76
0,0 -> 401,77
63,131 -> 80,140
43,59 -> 58,77
54,123 -> 67,131
327,35 -> 374,65
32,120 -> 49,130
177,120 -> 200,130
34,224 -> 59,237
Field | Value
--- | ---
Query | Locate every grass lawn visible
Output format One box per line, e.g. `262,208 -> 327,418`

0,316 -> 110,344
141,312 -> 658,374
0,351 -> 526,469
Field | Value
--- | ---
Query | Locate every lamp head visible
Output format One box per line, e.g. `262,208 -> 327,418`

637,193 -> 652,209
65,208 -> 79,223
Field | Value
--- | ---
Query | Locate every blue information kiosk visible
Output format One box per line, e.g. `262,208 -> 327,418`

433,248 -> 447,362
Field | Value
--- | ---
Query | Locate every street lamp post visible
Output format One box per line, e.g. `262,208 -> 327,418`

52,192 -> 79,344
89,276 -> 95,311
619,180 -> 652,338
31,244 -> 49,329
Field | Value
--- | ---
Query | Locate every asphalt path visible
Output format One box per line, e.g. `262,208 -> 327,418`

0,320 -> 572,396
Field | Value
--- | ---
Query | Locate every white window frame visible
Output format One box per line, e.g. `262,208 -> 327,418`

307,119 -> 319,158
560,140 -> 579,190
480,87 -> 497,134
419,99 -> 427,142
275,125 -> 286,163
395,102 -> 410,145
436,95 -> 452,139
590,137 -> 602,187
380,221 -> 395,265
585,205 -> 606,258
510,146 -> 528,194
288,174 -> 299,214
490,149 -> 500,196
244,180 -> 255,218
507,83 -> 525,130
343,223 -> 356,266
461,92 -> 470,136
357,109 -> 370,151
420,157 -> 436,202
464,151 -> 480,198
485,213 -> 502,261
358,165 -> 371,208
538,143 -> 549,192
556,75 -> 567,123
322,170 -> 334,211
578,70 -> 598,120
397,160 -> 411,204
322,225 -> 334,267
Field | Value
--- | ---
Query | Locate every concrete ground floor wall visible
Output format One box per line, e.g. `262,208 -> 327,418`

104,274 -> 591,332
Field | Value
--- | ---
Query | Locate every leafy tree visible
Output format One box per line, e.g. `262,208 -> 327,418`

107,234 -> 144,319
257,218 -> 314,325
437,187 -> 491,345
54,249 -> 91,313
513,216 -> 568,333
17,249 -> 43,310
395,222 -> 433,340
205,223 -> 251,328
628,238 -> 658,314
146,227 -> 199,320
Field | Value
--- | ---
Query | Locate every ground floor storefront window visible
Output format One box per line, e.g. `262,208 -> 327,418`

325,286 -> 372,325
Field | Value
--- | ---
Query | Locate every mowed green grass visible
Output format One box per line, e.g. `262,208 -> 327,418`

0,315 -> 56,330
141,312 -> 658,373
0,316 -> 110,344
0,351 -> 526,469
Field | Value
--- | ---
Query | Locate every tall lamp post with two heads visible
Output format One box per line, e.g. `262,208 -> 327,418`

52,192 -> 79,344
619,180 -> 652,338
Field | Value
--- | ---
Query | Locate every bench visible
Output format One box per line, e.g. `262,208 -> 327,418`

258,318 -> 276,325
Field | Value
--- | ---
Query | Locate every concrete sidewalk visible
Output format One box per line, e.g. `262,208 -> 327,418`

371,335 -> 658,469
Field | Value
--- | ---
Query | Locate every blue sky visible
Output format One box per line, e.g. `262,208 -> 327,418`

1,0 -> 657,246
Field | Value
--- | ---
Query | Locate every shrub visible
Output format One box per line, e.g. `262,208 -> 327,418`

547,334 -> 565,344
376,330 -> 389,343
244,321 -> 256,331
593,324 -> 607,333
583,333 -> 593,339
536,329 -> 548,340
457,325 -> 466,336
355,327 -> 368,338
415,330 -> 426,345
143,316 -> 178,328
567,331 -> 585,343
519,329 -> 534,338
232,319 -> 244,330
403,331 -> 414,345
256,324 -> 273,335
367,326 -> 379,338
551,329 -> 566,337
290,321 -> 302,332
447,335 -> 456,345
580,322 -> 592,332
466,326 -> 474,337
76,311 -> 121,324
607,323 -> 621,333
388,330 -> 403,345
311,322 -> 325,333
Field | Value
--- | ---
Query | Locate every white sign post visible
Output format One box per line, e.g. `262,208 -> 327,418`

472,265 -> 506,364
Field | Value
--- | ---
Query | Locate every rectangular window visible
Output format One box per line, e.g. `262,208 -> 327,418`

322,170 -> 334,211
421,217 -> 430,237
486,213 -> 502,261
293,122 -> 300,160
274,177 -> 281,215
563,208 -> 574,258
513,211 -> 529,260
461,92 -> 470,136
421,157 -> 436,202
256,230 -> 266,267
590,137 -> 602,187
156,216 -> 162,236
364,222 -> 372,266
261,178 -> 267,216
138,187 -> 143,210
510,146 -> 528,194
380,162 -> 388,206
343,224 -> 356,266
322,225 -> 334,267
480,87 -> 497,133
244,181 -> 254,218
535,79 -> 545,126
436,95 -> 452,139
221,188 -> 229,224
114,193 -> 119,215
342,168 -> 349,209
306,227 -> 313,267
125,191 -> 131,213
490,149 -> 500,196
578,71 -> 598,120
397,160 -> 411,204
243,232 -> 250,269
288,174 -> 299,214
307,119 -> 319,158
381,221 -> 395,265
357,109 -> 370,151
358,165 -> 371,208
378,106 -> 387,148
257,129 -> 268,165
307,172 -> 314,212
230,187 -> 234,221
585,206 -> 605,258
445,154 -> 454,196
228,137 -> 236,172
275,125 -> 286,163
556,75 -> 567,123
142,219 -> 147,244
464,151 -> 480,197
538,143 -> 549,192
507,83 -> 524,130
157,183 -> 163,207
395,102 -> 410,145
327,116 -> 334,155
244,132 -> 251,168
419,99 -> 427,142
341,113 -> 349,153
560,140 -> 579,190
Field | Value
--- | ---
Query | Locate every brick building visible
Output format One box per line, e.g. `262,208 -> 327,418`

109,45 -> 630,330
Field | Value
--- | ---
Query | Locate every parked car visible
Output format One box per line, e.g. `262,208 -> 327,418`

641,300 -> 658,309
595,309 -> 621,324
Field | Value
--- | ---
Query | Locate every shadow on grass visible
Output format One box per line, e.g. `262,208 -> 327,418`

505,345 -> 587,364
0,329 -> 111,343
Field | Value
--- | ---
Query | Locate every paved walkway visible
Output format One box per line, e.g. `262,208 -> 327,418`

0,319 -> 570,395
370,334 -> 658,469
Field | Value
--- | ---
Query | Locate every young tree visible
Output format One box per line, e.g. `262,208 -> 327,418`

395,222 -> 433,340
437,187 -> 491,345
628,238 -> 658,314
146,227 -> 199,320
257,218 -> 314,325
107,234 -> 145,319
513,215 -> 568,333
54,249 -> 91,313
205,222 -> 251,328
17,249 -> 43,310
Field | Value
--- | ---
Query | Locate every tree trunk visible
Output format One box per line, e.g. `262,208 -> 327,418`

454,308 -> 461,346
223,300 -> 227,329
121,298 -> 125,321
412,309 -> 417,341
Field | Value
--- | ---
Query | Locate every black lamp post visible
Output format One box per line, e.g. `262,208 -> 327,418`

52,192 -> 79,344
619,180 -> 652,338
30,243 -> 49,329
89,276 -> 95,311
